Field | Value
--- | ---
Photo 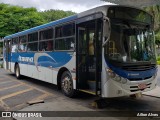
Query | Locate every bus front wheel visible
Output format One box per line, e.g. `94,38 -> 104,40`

61,71 -> 76,97
15,64 -> 21,79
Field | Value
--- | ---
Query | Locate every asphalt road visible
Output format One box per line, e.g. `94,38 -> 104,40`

0,66 -> 159,118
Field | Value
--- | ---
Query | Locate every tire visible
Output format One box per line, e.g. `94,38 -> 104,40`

15,64 -> 21,79
61,71 -> 76,97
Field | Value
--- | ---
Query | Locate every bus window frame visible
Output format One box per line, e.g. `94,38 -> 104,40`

27,31 -> 39,52
11,37 -> 19,53
18,35 -> 28,52
38,27 -> 54,52
54,21 -> 76,52
12,37 -> 19,45
19,35 -> 27,43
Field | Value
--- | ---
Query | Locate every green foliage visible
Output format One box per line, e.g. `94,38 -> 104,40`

0,3 -> 46,37
144,5 -> 160,47
144,5 -> 160,32
155,32 -> 160,47
157,56 -> 160,65
0,42 -> 2,47
0,3 -> 76,38
40,9 -> 76,22
157,56 -> 160,61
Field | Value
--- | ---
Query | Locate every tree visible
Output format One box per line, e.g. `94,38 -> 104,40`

0,3 -> 76,38
0,42 -> 3,47
40,9 -> 75,22
155,32 -> 160,48
0,3 -> 46,37
144,5 -> 160,32
144,5 -> 160,47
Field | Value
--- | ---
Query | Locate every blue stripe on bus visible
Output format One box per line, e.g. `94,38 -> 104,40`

106,61 -> 157,80
10,52 -> 73,68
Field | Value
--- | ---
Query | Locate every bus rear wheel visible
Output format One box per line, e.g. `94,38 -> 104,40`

15,64 -> 21,79
61,71 -> 76,97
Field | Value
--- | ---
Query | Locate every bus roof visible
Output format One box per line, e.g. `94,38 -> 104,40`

4,15 -> 77,40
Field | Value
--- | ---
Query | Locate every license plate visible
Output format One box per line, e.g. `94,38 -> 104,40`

138,83 -> 147,89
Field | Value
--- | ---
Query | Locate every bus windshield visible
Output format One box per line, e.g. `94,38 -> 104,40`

105,21 -> 156,65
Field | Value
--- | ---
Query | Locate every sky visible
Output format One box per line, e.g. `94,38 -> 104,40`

0,0 -> 114,13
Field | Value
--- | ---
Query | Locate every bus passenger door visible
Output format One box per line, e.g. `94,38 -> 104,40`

5,40 -> 11,70
77,27 -> 88,89
76,13 -> 102,95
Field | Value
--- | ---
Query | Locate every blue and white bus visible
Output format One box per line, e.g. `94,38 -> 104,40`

3,5 -> 157,98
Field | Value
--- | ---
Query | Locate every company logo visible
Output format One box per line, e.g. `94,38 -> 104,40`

18,56 -> 33,63
128,73 -> 139,76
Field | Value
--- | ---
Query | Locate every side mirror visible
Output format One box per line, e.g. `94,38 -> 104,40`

102,16 -> 111,47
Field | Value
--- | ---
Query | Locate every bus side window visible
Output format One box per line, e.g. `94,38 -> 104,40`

27,43 -> 38,51
19,44 -> 27,52
46,41 -> 53,51
11,37 -> 19,52
11,45 -> 18,52
55,23 -> 75,51
39,28 -> 54,51
19,35 -> 27,52
28,32 -> 38,52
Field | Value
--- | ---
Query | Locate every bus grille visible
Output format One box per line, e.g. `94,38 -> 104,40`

122,64 -> 156,71
130,83 -> 151,92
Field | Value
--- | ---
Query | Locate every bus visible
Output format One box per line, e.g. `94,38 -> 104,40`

3,5 -> 157,98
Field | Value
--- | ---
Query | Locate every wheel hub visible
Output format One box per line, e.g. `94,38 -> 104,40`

62,76 -> 72,94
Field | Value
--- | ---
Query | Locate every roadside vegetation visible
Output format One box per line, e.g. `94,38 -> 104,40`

0,3 -> 75,38
157,56 -> 160,65
144,5 -> 160,53
144,6 -> 160,66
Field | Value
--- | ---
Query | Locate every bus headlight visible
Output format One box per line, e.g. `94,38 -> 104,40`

106,68 -> 127,84
113,76 -> 127,84
108,72 -> 116,78
106,68 -> 116,78
121,78 -> 127,84
115,75 -> 121,82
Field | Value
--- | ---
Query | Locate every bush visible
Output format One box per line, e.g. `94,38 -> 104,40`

157,61 -> 160,65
